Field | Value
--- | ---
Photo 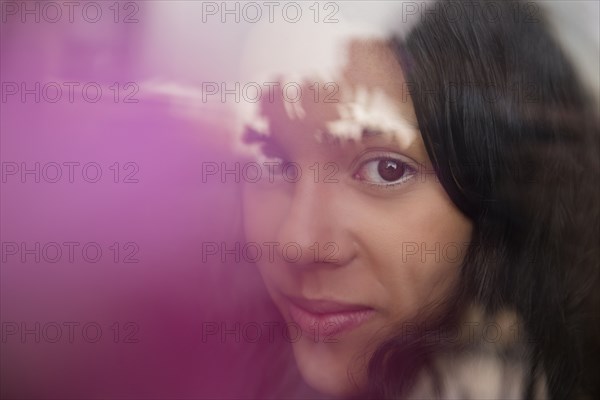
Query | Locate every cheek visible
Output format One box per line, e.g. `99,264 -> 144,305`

357,183 -> 473,319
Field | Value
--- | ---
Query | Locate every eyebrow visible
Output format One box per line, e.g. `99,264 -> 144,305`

242,127 -> 288,159
358,127 -> 426,160
311,127 -> 385,144
361,127 -> 385,139
242,126 -> 266,145
242,125 -> 422,155
323,126 -> 419,146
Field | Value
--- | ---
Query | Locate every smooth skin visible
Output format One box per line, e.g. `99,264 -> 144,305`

241,41 -> 473,397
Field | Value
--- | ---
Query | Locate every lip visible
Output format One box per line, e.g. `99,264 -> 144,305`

285,296 -> 375,338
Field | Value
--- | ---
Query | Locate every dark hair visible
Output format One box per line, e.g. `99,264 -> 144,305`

365,1 -> 599,398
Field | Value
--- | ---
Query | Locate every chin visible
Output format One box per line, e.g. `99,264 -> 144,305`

290,336 -> 368,397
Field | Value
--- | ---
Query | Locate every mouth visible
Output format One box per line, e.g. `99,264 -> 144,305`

285,296 -> 375,338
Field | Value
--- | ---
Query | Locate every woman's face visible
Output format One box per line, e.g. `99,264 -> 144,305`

241,41 -> 473,396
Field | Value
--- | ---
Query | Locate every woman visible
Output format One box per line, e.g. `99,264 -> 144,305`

237,1 -> 599,398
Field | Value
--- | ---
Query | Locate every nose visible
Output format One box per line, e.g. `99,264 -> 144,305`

275,176 -> 356,267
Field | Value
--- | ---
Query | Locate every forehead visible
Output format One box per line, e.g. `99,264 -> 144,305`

238,40 -> 419,157
232,1 -> 425,158
342,40 -> 412,105
140,3 -> 431,157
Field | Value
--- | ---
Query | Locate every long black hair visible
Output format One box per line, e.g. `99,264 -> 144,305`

365,1 -> 599,398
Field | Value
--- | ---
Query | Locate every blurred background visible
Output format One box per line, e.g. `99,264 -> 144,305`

1,1 -> 597,398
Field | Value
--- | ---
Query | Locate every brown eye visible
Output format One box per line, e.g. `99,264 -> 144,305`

378,159 -> 405,182
354,156 -> 416,187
